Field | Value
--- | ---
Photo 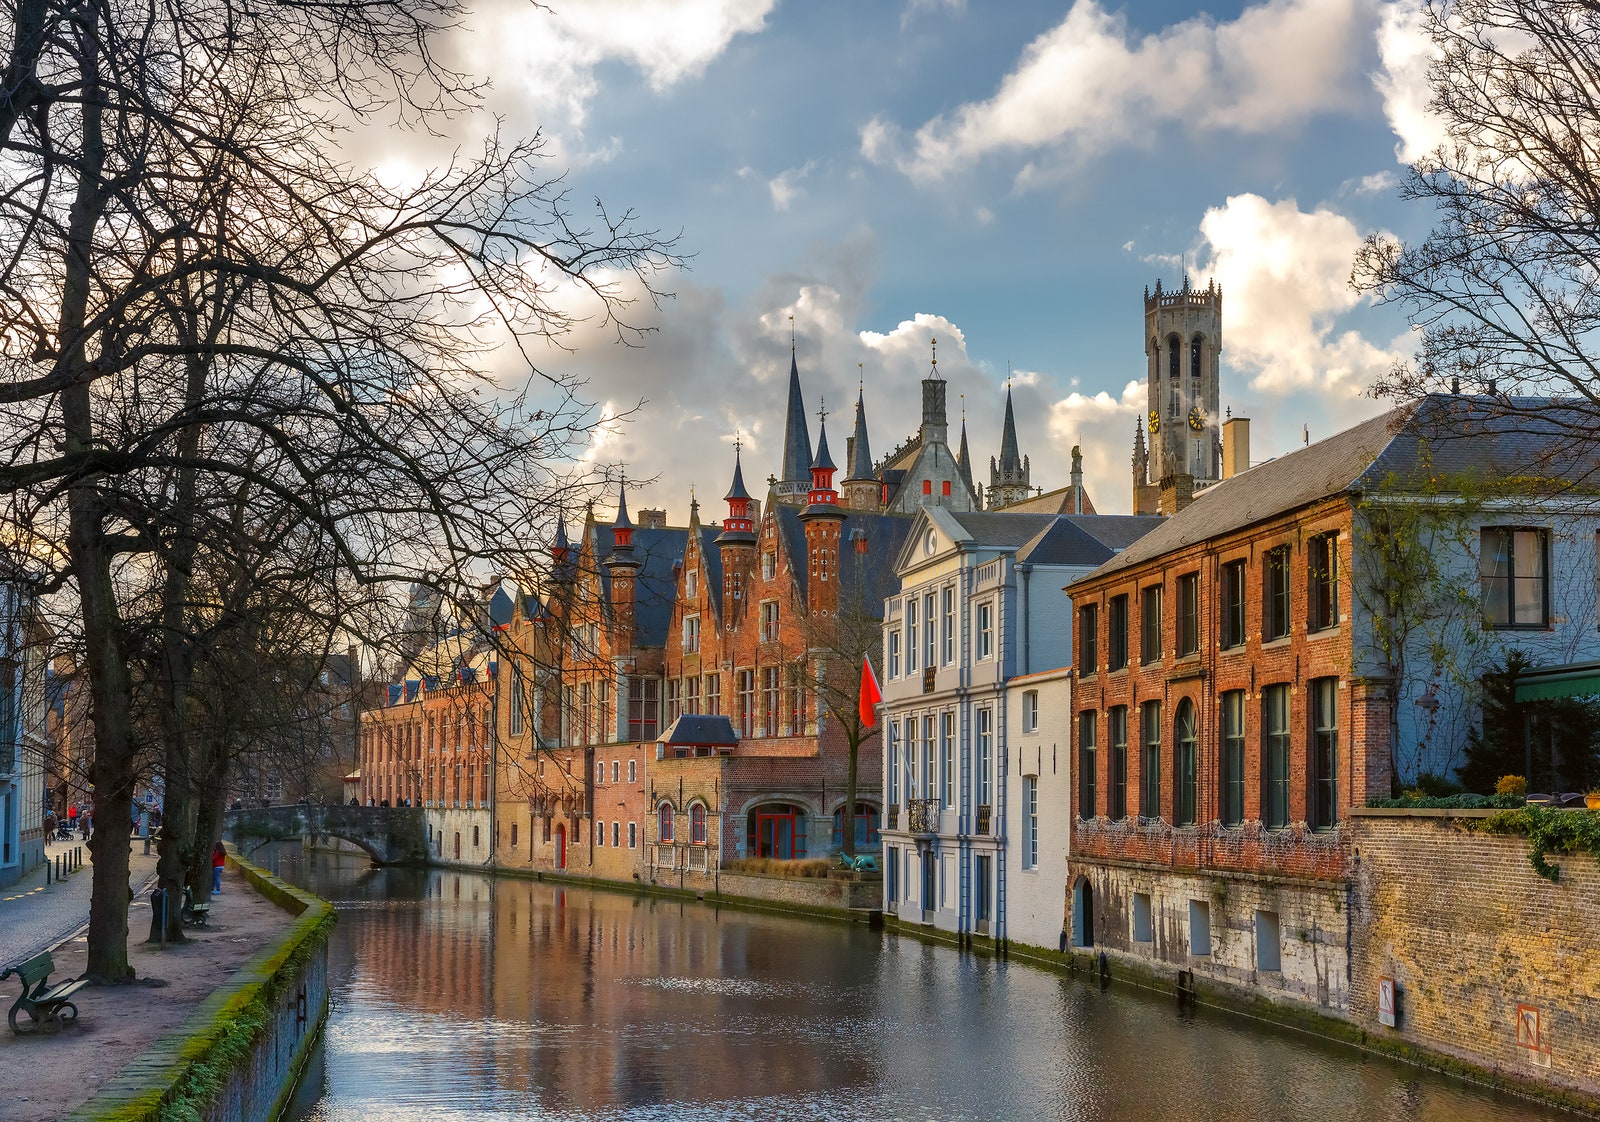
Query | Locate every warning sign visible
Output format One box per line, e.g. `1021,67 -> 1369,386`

1517,1004 -> 1553,1068
1378,977 -> 1396,1028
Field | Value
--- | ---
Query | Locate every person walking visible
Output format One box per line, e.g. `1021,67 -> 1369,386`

211,841 -> 227,895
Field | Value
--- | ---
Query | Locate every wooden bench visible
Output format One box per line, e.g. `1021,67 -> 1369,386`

1,952 -> 87,1034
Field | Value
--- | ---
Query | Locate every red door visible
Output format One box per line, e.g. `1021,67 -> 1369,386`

555,824 -> 567,869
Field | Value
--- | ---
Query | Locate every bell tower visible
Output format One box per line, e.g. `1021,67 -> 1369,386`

1140,275 -> 1222,513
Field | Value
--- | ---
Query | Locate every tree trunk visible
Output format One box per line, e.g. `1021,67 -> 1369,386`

843,721 -> 859,859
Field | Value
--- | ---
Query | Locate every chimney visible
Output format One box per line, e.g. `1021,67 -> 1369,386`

1160,473 -> 1195,516
638,508 -> 667,529
1222,416 -> 1250,480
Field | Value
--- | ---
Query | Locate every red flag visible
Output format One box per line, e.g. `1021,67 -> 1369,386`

858,656 -> 882,728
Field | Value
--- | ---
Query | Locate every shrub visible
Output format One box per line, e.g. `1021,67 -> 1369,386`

1495,775 -> 1527,797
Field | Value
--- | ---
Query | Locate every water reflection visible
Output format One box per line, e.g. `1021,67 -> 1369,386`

267,846 -> 1559,1122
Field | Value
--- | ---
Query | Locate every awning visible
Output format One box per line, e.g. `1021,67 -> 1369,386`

1514,661 -> 1600,702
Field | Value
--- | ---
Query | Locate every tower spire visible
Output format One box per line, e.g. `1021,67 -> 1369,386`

956,393 -> 975,497
777,337 -> 814,502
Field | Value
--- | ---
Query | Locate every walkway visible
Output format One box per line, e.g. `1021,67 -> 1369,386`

0,838 -> 160,969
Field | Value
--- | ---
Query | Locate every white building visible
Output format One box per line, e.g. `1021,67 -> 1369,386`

879,506 -> 1161,950
1,578 -> 45,889
1003,667 -> 1074,950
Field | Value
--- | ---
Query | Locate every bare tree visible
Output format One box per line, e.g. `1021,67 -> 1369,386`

0,1 -> 679,980
1354,0 -> 1600,466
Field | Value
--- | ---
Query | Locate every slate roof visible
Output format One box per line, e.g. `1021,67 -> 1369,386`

942,510 -> 1163,568
1071,395 -> 1594,586
771,504 -> 913,610
589,523 -> 689,648
779,351 -> 813,487
847,390 -> 874,480
660,714 -> 740,747
997,386 -> 1023,473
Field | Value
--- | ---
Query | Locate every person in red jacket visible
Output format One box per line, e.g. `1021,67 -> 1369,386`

211,841 -> 227,895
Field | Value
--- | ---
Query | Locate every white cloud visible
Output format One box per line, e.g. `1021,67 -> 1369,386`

1342,169 -> 1399,196
1373,0 -> 1446,164
1195,193 -> 1403,395
902,0 -> 965,28
865,0 -> 1371,183
767,161 -> 819,211
1048,380 -> 1146,506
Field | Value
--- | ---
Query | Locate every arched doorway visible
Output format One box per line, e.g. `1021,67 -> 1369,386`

747,803 -> 807,859
555,823 -> 567,869
1072,875 -> 1094,948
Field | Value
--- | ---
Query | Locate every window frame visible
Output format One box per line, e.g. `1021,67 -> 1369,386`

942,586 -> 956,664
1078,710 -> 1097,820
1177,573 -> 1200,657
658,802 -> 674,844
1109,706 -> 1128,821
977,601 -> 995,660
1023,777 -> 1039,870
1310,677 -> 1339,831
1174,699 -> 1198,827
940,711 -> 955,809
1264,547 -> 1291,642
977,707 -> 994,808
1108,594 -> 1129,671
1022,690 -> 1039,733
1220,560 -> 1246,649
1308,532 -> 1341,632
1220,690 -> 1246,827
1079,602 -> 1098,675
1480,526 -> 1550,629
1262,684 -> 1291,830
1140,584 -> 1162,664
1139,700 -> 1162,820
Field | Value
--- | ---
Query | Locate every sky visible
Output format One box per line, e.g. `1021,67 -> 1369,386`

373,0 -> 1447,518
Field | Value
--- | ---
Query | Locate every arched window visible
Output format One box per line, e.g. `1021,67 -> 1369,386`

1190,335 -> 1203,379
831,803 -> 881,849
690,802 -> 707,844
658,801 -> 675,844
1151,337 -> 1160,379
1167,335 -> 1182,416
1174,699 -> 1198,827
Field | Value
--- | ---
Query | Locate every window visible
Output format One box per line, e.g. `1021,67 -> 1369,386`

923,592 -> 936,669
1133,892 -> 1153,942
1191,335 -> 1203,379
658,803 -> 674,843
940,712 -> 955,808
977,602 -> 994,659
1263,684 -> 1291,829
1022,777 -> 1039,869
686,568 -> 698,600
888,630 -> 901,679
922,715 -> 936,799
627,677 -> 659,741
787,672 -> 805,735
1140,585 -> 1162,663
942,480 -> 951,496
903,719 -> 916,799
1177,573 -> 1199,656
923,478 -> 932,495
1481,527 -> 1548,628
1174,699 -> 1198,827
977,708 -> 993,809
942,586 -> 955,664
832,803 -> 882,849
1022,690 -> 1039,733
1079,603 -> 1098,674
1108,594 -> 1129,670
1310,677 -> 1338,831
1078,710 -> 1097,819
577,682 -> 592,745
760,600 -> 780,642
595,759 -> 604,785
737,670 -> 755,737
690,803 -> 707,844
628,758 -> 637,784
703,673 -> 720,715
628,822 -> 637,848
1109,706 -> 1128,820
1140,701 -> 1162,819
612,821 -> 620,847
1255,910 -> 1282,972
511,823 -> 519,848
1220,690 -> 1246,827
906,598 -> 919,673
1189,900 -> 1212,956
611,759 -> 620,784
888,722 -> 900,806
1220,561 -> 1246,649
1308,532 -> 1340,631
598,821 -> 607,846
1264,547 -> 1291,641
762,550 -> 776,581
686,675 -> 701,714
683,614 -> 700,652
666,678 -> 681,725
509,666 -> 525,737
761,667 -> 780,735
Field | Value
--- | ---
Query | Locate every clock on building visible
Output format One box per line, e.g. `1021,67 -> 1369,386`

1188,406 -> 1205,432
1147,408 -> 1160,434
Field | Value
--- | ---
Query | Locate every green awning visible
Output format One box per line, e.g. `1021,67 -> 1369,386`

1514,662 -> 1600,702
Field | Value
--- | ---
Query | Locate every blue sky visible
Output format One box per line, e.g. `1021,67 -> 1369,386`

395,0 -> 1443,516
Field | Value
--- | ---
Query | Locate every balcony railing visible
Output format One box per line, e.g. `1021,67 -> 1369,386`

907,798 -> 939,834
887,804 -> 900,831
976,804 -> 992,835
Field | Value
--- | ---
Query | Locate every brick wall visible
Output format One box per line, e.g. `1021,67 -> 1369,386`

1350,810 -> 1600,1107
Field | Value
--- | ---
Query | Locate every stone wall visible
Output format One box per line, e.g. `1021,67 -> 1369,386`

1350,810 -> 1600,1111
70,850 -> 332,1122
1069,858 -> 1349,1011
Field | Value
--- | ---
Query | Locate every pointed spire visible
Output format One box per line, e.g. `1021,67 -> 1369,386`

725,439 -> 752,502
811,399 -> 835,472
998,383 -> 1022,472
609,474 -> 635,554
779,343 -> 813,486
847,382 -> 873,480
957,405 -> 975,497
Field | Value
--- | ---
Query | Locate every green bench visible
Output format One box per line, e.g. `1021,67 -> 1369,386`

1,952 -> 88,1034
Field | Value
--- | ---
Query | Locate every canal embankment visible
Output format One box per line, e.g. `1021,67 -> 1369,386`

51,850 -> 333,1122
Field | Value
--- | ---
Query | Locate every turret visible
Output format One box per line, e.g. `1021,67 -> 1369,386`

603,478 -> 639,646
841,379 -> 879,511
1144,274 -> 1222,494
801,408 -> 847,616
716,444 -> 758,625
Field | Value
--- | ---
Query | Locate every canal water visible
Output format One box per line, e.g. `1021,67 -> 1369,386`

266,846 -> 1560,1122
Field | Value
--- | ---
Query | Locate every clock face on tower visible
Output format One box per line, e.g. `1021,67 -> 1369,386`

1188,406 -> 1205,432
1148,409 -> 1160,434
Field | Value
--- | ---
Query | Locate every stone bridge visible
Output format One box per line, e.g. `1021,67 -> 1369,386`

224,804 -> 431,865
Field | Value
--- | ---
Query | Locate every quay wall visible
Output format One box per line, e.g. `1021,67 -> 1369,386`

1349,809 -> 1600,1114
67,850 -> 334,1122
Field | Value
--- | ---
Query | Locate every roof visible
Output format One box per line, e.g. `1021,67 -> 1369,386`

771,504 -> 913,609
1070,395 -> 1594,587
997,386 -> 1022,473
780,351 -> 813,485
935,510 -> 1163,568
999,483 -> 1098,516
660,714 -> 739,747
847,390 -> 873,480
589,523 -> 689,647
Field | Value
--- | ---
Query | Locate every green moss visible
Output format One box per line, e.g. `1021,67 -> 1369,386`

1470,806 -> 1600,882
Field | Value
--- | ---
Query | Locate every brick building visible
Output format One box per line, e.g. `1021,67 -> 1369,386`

1065,396 -> 1600,1014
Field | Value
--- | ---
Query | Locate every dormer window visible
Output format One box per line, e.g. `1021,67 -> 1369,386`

762,551 -> 776,580
686,569 -> 698,600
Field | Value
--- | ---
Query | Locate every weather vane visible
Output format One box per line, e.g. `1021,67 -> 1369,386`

818,395 -> 827,425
